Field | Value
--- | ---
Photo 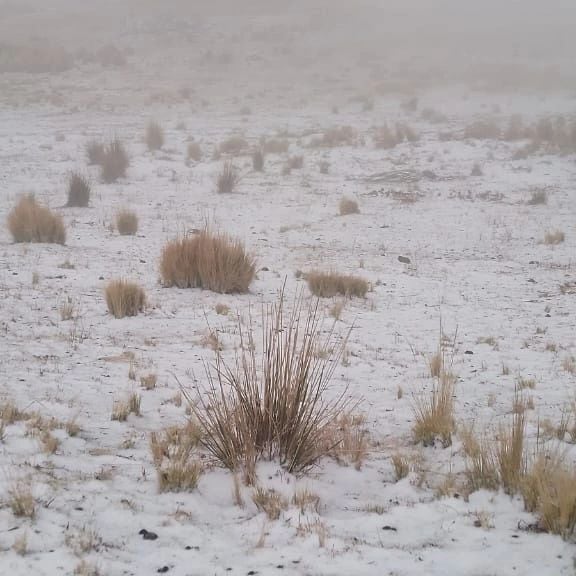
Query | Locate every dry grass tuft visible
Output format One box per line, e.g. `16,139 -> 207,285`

219,136 -> 248,156
146,120 -> 164,151
105,279 -> 146,318
66,172 -> 91,207
111,393 -> 141,422
101,138 -> 129,183
252,487 -> 288,520
461,425 -> 500,492
8,195 -> 66,244
160,230 -> 255,294
185,291 -> 351,478
115,209 -> 138,235
310,126 -> 356,148
292,488 -> 321,514
216,160 -> 240,193
140,373 -> 157,390
527,189 -> 548,205
150,421 -> 204,492
544,230 -> 565,245
86,140 -> 105,165
8,480 -> 36,518
412,371 -> 456,447
391,453 -> 411,481
307,271 -> 368,298
324,412 -> 369,470
339,197 -> 359,216
496,407 -> 527,495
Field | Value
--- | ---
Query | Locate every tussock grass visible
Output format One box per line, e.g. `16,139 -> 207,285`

146,120 -> 164,151
391,453 -> 410,481
105,279 -> 146,318
262,138 -> 289,155
8,480 -> 36,518
252,148 -> 265,172
252,487 -> 288,520
184,291 -> 351,479
66,172 -> 91,207
150,421 -> 204,492
8,195 -> 66,244
219,136 -> 248,156
86,140 -> 105,165
292,488 -> 321,514
160,230 -> 255,294
310,126 -> 356,148
324,412 -> 369,470
307,271 -> 368,298
187,141 -> 203,162
115,209 -> 138,235
544,230 -> 565,245
339,198 -> 359,216
412,371 -> 456,447
101,139 -> 129,183
527,189 -> 547,205
216,161 -> 239,193
111,393 -> 141,421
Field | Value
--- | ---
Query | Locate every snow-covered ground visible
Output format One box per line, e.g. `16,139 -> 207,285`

1,9 -> 576,573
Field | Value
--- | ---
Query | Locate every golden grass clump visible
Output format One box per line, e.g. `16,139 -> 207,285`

306,271 -> 368,298
412,371 -> 456,447
7,195 -> 66,244
339,197 -> 359,216
160,230 -> 255,294
115,209 -> 138,235
105,279 -> 146,318
101,138 -> 129,183
216,160 -> 240,193
252,487 -> 288,520
8,481 -> 36,518
544,230 -> 565,245
184,291 -> 351,479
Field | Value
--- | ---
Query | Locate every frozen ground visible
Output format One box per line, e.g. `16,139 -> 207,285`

1,5 -> 576,574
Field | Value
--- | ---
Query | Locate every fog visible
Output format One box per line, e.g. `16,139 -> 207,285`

1,0 -> 575,95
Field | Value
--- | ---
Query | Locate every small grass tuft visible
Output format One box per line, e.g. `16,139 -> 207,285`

216,161 -> 240,194
307,271 -> 368,298
105,279 -> 146,318
66,172 -> 91,207
252,487 -> 288,520
339,197 -> 359,216
101,139 -> 129,183
146,120 -> 164,151
115,209 -> 138,235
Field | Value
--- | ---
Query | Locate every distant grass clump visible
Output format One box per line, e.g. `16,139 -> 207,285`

105,279 -> 146,318
310,126 -> 356,148
101,139 -> 129,183
339,198 -> 359,216
252,148 -> 265,172
527,189 -> 548,205
219,136 -> 248,156
66,172 -> 91,207
306,271 -> 368,298
216,161 -> 240,194
160,230 -> 256,294
8,195 -> 66,244
187,141 -> 202,163
86,140 -> 105,165
115,209 -> 138,235
544,230 -> 565,245
146,121 -> 164,151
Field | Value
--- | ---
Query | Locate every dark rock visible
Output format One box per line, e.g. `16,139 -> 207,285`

398,256 -> 411,264
157,567 -> 169,574
464,350 -> 473,355
139,529 -> 158,541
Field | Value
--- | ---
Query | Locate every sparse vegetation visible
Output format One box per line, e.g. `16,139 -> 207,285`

160,230 -> 256,294
7,195 -> 66,244
544,230 -> 565,245
105,279 -> 146,318
219,136 -> 248,156
252,487 -> 288,520
187,141 -> 203,162
306,271 -> 368,298
527,189 -> 548,205
252,148 -> 265,172
86,140 -> 105,165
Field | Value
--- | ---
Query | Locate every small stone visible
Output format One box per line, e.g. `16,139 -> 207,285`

464,350 -> 473,355
139,529 -> 158,541
157,567 -> 169,574
398,256 -> 411,264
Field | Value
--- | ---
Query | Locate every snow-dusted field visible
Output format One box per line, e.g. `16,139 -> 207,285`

1,6 -> 576,573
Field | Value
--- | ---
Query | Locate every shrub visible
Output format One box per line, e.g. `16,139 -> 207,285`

339,197 -> 359,215
115,209 -> 138,235
216,161 -> 240,194
544,230 -> 565,245
310,126 -> 356,148
160,230 -> 255,294
252,148 -> 264,172
101,139 -> 129,183
184,292 -> 351,478
105,279 -> 146,318
146,121 -> 164,151
187,141 -> 202,162
527,189 -> 547,205
86,140 -> 105,165
66,172 -> 91,207
306,271 -> 368,298
262,138 -> 289,155
7,195 -> 66,244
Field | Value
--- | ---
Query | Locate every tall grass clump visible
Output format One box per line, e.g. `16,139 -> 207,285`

101,139 -> 129,183
160,230 -> 255,294
8,195 -> 66,244
184,291 -> 351,479
66,172 -> 91,207
115,209 -> 138,235
216,161 -> 240,193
